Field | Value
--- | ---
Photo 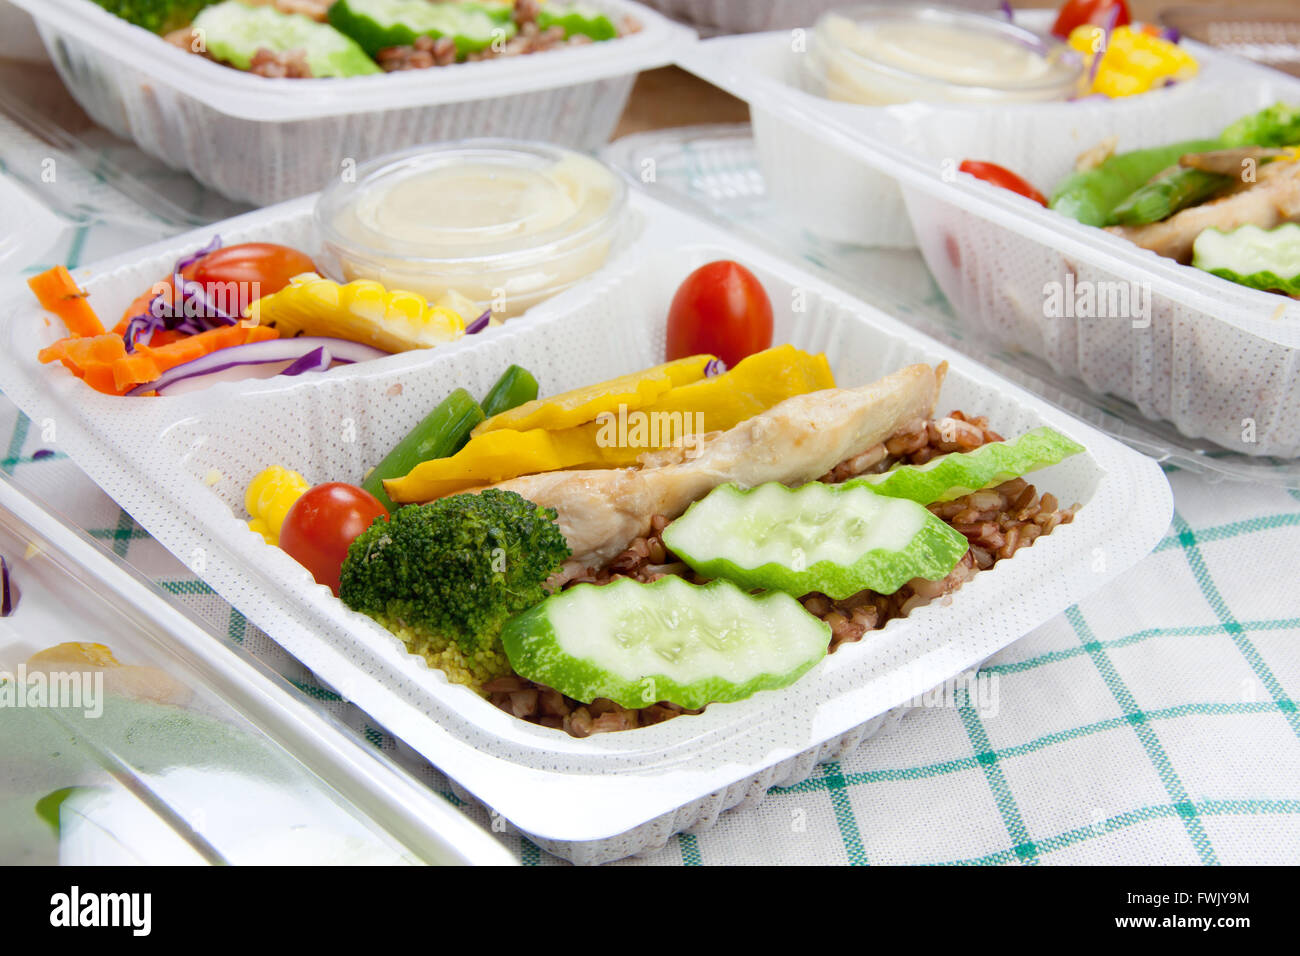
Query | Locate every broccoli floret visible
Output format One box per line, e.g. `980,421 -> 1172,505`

90,0 -> 219,34
339,489 -> 571,689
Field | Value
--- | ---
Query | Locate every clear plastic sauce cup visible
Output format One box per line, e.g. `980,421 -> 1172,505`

314,140 -> 628,320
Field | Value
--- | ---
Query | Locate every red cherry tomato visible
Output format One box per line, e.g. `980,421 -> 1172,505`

1050,0 -> 1130,39
665,260 -> 774,369
958,160 -> 1049,207
279,483 -> 388,596
191,243 -> 316,302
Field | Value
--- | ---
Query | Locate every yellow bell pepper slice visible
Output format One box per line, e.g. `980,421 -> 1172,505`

246,273 -> 466,353
472,354 -> 714,436
565,344 -> 834,466
384,428 -> 601,502
386,346 -> 835,502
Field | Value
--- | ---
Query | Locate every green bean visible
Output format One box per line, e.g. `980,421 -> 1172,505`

1049,138 -> 1221,226
480,365 -> 539,419
1107,167 -> 1234,226
362,388 -> 484,511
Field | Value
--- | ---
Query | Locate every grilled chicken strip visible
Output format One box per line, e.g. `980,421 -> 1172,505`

488,363 -> 945,570
1106,158 -> 1300,264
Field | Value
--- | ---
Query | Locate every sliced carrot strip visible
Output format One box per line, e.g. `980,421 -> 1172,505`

38,334 -> 130,395
28,266 -> 105,337
113,278 -> 175,335
111,324 -> 279,391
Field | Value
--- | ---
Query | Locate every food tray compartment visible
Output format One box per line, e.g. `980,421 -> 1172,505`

14,0 -> 693,205
679,23 -> 1300,459
0,190 -> 1172,863
681,10 -> 1280,247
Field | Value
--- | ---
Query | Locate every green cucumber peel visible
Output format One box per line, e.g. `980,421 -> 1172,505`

328,0 -> 517,58
1192,223 -> 1300,296
849,427 -> 1085,505
662,481 -> 969,599
195,1 -> 381,76
538,5 -> 618,40
501,576 -> 830,710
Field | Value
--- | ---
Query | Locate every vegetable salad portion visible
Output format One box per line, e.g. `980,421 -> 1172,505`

29,236 -> 486,397
241,262 -> 1087,737
93,0 -> 633,78
958,103 -> 1300,300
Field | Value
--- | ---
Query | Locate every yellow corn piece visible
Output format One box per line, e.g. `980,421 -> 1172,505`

387,346 -> 836,503
472,354 -> 714,436
1069,24 -> 1197,98
246,273 -> 466,353
245,465 -> 311,546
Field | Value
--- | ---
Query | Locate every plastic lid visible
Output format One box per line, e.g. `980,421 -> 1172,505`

808,4 -> 1083,102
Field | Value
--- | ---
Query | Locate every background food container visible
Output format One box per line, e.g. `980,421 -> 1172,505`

803,4 -> 1082,107
680,17 -> 1300,458
682,8 -> 1275,247
0,187 -> 1171,863
10,0 -> 694,206
637,0 -> 1001,34
315,140 -> 628,318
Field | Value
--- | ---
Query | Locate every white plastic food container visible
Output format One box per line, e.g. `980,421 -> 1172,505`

681,9 -> 1278,248
638,0 -> 1003,35
0,189 -> 1171,864
12,0 -> 694,206
682,20 -> 1300,458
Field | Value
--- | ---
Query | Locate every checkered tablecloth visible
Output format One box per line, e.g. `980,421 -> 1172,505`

4,134 -> 1299,866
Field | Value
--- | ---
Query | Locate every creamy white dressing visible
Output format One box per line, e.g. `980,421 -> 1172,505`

316,146 -> 624,318
808,9 -> 1080,105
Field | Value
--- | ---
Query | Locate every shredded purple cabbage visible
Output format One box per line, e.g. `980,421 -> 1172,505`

704,358 -> 727,377
123,308 -> 168,353
1160,26 -> 1180,44
176,279 -> 237,327
31,449 -> 54,461
465,309 -> 491,335
174,234 -> 221,275
999,0 -> 1014,20
281,346 -> 332,376
1,556 -> 15,617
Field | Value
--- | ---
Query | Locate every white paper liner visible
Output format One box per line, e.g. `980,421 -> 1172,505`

0,189 -> 1172,863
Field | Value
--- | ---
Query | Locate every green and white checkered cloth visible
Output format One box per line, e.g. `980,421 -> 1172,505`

3,129 -> 1299,866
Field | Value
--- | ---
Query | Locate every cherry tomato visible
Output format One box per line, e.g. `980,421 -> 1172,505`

279,483 -> 388,596
1050,0 -> 1130,39
191,243 -> 316,301
958,160 -> 1049,207
665,260 -> 774,369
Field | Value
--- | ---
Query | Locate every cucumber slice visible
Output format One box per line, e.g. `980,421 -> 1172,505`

193,1 -> 381,76
662,482 -> 968,599
328,0 -> 516,58
538,4 -> 618,41
850,427 -> 1085,504
1192,223 -> 1300,296
501,577 -> 830,710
